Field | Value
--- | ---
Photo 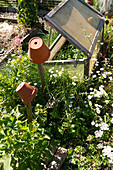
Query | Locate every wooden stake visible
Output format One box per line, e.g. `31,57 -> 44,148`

48,26 -> 52,47
105,0 -> 107,14
38,64 -> 46,91
26,102 -> 33,123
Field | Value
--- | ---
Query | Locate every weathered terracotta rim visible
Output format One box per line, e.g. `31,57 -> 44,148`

29,37 -> 43,50
16,82 -> 25,92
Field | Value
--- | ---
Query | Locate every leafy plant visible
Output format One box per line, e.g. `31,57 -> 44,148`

53,41 -> 87,60
17,0 -> 39,27
0,107 -> 52,169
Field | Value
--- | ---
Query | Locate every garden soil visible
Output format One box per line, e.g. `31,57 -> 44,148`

0,12 -> 31,58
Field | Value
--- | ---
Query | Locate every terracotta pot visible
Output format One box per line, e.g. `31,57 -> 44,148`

86,0 -> 94,5
28,37 -> 50,64
16,82 -> 38,104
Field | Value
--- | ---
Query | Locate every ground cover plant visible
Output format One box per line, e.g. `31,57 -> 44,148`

53,41 -> 87,61
0,5 -> 113,170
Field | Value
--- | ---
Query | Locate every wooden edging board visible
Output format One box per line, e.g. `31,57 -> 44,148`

0,17 -> 17,23
45,0 -> 105,57
0,6 -> 17,13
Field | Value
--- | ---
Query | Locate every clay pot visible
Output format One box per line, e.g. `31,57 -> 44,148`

86,0 -> 94,5
16,82 -> 38,104
28,37 -> 50,64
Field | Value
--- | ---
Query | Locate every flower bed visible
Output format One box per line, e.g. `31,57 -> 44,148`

0,36 -> 113,168
0,3 -> 113,169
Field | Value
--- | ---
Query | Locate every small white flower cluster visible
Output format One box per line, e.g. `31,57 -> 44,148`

91,120 -> 109,138
104,100 -> 109,104
69,101 -> 73,108
100,122 -> 109,130
94,85 -> 108,98
72,76 -> 77,80
49,67 -> 64,78
87,85 -> 109,115
94,130 -> 103,138
101,71 -> 112,79
96,107 -> 101,114
102,146 -> 113,164
72,82 -> 76,86
97,143 -> 103,149
111,118 -> 113,123
95,104 -> 102,108
74,106 -> 80,113
88,85 -> 108,100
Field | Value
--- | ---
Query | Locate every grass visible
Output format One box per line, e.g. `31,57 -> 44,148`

44,62 -> 84,81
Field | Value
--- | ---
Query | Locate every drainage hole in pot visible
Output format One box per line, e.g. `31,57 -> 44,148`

34,42 -> 37,45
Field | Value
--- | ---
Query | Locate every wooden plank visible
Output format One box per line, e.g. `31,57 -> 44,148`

0,7 -> 17,13
0,17 -> 17,23
89,29 -> 103,76
84,26 -> 104,77
84,58 -> 90,77
49,34 -> 62,51
89,17 -> 105,54
49,35 -> 66,60
45,0 -> 104,57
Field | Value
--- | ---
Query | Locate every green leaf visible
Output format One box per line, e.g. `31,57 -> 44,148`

0,133 -> 4,139
44,135 -> 50,140
68,149 -> 74,157
29,123 -> 33,132
42,140 -> 49,147
58,127 -> 64,135
18,0 -> 23,5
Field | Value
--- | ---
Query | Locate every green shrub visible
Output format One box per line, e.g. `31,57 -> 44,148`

17,0 -> 39,27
